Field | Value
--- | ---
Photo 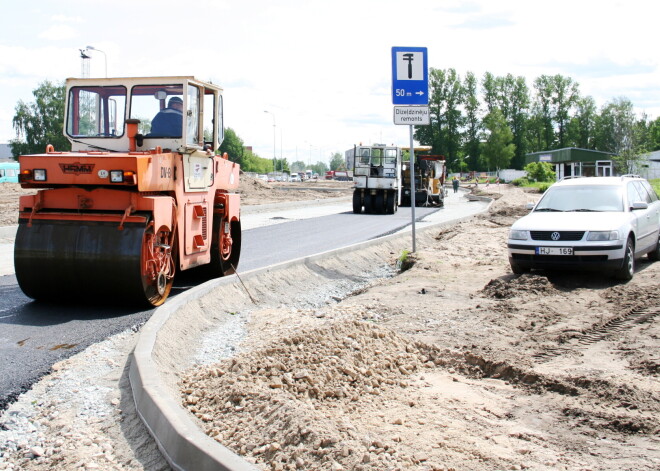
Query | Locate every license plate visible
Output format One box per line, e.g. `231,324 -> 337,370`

536,247 -> 573,256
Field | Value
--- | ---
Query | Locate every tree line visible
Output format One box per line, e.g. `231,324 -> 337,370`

415,69 -> 660,172
10,76 -> 660,175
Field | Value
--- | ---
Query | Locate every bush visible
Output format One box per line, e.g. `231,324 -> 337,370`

524,162 -> 555,182
512,177 -> 529,187
396,250 -> 416,272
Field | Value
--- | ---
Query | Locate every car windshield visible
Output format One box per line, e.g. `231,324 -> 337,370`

535,185 -> 624,212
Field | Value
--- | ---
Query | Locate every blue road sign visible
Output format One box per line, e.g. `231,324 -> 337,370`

391,47 -> 428,105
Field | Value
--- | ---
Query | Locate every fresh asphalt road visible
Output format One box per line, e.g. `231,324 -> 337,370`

0,192 -> 487,410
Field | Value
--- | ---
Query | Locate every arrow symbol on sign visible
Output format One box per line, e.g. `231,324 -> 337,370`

415,91 -> 425,96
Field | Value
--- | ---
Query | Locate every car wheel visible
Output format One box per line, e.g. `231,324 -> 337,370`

648,235 -> 660,261
510,261 -> 529,275
615,237 -> 635,281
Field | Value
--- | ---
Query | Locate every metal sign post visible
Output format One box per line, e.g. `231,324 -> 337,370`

391,46 -> 429,253
409,125 -> 417,252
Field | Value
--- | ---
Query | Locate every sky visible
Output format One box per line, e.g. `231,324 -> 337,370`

1,0 -> 659,165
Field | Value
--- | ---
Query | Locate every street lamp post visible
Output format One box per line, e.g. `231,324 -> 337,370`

86,45 -> 107,77
264,110 -> 276,174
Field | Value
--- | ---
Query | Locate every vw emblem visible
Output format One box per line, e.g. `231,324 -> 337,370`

551,232 -> 561,241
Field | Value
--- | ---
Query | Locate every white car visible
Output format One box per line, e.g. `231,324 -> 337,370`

508,175 -> 660,280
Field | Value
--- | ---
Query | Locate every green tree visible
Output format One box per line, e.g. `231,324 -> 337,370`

219,127 -> 246,163
463,71 -> 481,171
566,96 -> 597,149
528,74 -> 580,151
274,158 -> 289,174
594,98 -> 647,174
481,108 -> 515,171
310,161 -> 328,176
594,97 -> 636,155
530,75 -> 556,150
648,116 -> 660,151
632,113 -> 654,154
289,161 -> 306,173
241,150 -> 273,174
480,73 -> 530,168
504,75 -> 530,168
415,68 -> 464,162
329,152 -> 345,171
10,80 -> 70,157
482,72 -> 498,114
550,75 -> 580,148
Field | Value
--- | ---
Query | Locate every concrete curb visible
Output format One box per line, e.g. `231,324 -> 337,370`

128,197 -> 493,470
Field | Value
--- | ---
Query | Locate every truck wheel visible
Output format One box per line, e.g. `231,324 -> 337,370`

352,191 -> 362,214
141,225 -> 176,306
386,192 -> 395,214
205,218 -> 242,278
363,193 -> 372,214
374,192 -> 384,214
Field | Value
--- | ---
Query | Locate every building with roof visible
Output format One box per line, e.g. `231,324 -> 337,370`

525,147 -> 616,180
636,150 -> 660,180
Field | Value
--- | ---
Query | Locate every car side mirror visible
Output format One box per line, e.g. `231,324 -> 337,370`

526,202 -> 535,210
631,201 -> 648,210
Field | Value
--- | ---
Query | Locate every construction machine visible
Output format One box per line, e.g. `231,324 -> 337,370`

15,76 -> 241,306
346,144 -> 401,214
401,154 -> 446,207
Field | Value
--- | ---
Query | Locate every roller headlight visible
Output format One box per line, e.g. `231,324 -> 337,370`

110,170 -> 124,183
33,169 -> 47,181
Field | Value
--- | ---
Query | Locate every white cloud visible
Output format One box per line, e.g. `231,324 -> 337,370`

1,0 -> 658,160
38,25 -> 77,41
51,14 -> 83,23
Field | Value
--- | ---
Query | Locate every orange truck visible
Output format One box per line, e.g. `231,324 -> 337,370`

15,76 -> 241,306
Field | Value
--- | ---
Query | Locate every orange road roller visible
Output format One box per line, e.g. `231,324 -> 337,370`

15,76 -> 241,306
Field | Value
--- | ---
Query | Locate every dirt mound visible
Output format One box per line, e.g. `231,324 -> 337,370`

181,321 -> 435,470
482,274 -> 559,299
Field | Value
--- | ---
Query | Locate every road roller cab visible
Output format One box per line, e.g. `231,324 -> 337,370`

15,76 -> 241,306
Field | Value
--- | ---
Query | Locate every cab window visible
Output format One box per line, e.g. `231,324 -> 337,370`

67,86 -> 126,137
187,86 -> 201,146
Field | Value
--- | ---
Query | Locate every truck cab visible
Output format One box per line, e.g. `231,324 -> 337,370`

65,76 -> 223,156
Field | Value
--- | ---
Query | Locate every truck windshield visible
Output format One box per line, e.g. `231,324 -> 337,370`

66,86 -> 127,138
130,84 -> 184,137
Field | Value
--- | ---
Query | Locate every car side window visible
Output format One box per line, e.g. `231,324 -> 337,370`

627,182 -> 645,206
639,180 -> 658,202
633,181 -> 653,204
